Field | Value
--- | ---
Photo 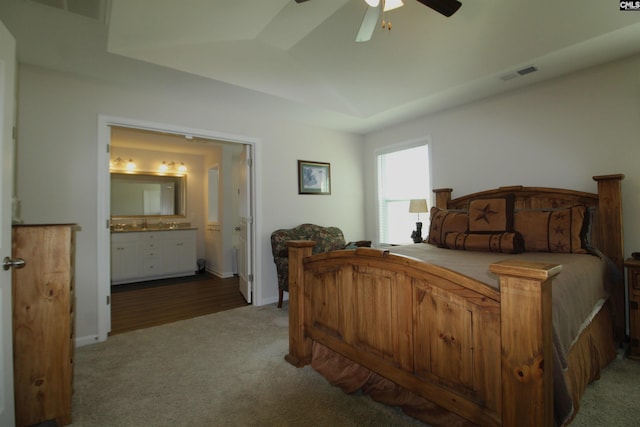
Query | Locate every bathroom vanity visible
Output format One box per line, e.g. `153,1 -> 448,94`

111,228 -> 197,284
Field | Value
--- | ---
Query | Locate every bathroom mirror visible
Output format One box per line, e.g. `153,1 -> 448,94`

111,172 -> 186,218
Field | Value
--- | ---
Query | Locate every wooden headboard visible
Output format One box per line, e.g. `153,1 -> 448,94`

433,174 -> 625,340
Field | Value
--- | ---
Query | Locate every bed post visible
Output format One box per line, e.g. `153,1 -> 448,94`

593,174 -> 625,340
490,260 -> 562,427
284,240 -> 315,367
433,188 -> 453,209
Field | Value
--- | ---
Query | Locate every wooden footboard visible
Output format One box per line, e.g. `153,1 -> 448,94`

285,243 -> 561,427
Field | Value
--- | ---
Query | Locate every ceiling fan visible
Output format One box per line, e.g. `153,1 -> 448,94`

294,0 -> 462,42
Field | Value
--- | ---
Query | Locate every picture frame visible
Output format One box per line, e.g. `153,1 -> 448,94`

298,160 -> 331,195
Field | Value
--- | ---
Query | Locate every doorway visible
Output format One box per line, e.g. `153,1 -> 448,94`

97,116 -> 260,342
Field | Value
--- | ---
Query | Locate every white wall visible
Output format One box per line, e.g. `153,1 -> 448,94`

14,62 -> 365,344
363,54 -> 640,258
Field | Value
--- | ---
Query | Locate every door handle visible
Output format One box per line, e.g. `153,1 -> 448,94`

234,226 -> 241,231
3,256 -> 26,271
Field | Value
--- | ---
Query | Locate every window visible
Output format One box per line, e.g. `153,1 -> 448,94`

377,143 -> 430,245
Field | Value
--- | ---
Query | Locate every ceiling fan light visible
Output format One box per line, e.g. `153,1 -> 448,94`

365,0 -> 380,7
384,0 -> 404,11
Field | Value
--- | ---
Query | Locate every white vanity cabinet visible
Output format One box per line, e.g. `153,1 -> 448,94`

163,233 -> 195,274
111,237 -> 140,283
111,229 -> 197,284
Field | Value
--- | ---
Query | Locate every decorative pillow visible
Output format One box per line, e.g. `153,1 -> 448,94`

443,231 -> 524,254
514,206 -> 587,253
426,207 -> 468,246
468,196 -> 514,233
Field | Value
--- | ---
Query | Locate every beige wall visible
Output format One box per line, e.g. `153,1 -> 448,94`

14,63 -> 365,344
364,53 -> 640,258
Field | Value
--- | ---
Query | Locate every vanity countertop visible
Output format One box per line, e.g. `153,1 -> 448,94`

110,222 -> 196,233
111,227 -> 197,233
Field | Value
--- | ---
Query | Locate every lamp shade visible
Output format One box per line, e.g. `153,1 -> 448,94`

409,199 -> 428,213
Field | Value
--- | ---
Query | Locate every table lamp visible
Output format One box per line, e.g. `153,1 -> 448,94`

409,199 -> 428,243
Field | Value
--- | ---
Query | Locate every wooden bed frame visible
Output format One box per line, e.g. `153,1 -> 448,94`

284,174 -> 624,427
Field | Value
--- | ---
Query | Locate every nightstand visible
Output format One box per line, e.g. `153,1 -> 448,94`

624,258 -> 640,359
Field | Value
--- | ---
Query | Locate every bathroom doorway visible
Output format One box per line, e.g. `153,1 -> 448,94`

97,116 -> 260,342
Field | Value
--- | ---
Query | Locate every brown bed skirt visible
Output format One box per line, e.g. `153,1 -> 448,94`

561,302 -> 617,425
310,302 -> 616,427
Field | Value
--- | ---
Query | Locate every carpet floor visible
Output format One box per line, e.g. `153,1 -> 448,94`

72,304 -> 640,426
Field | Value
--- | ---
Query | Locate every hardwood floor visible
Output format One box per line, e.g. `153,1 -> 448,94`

110,273 -> 249,335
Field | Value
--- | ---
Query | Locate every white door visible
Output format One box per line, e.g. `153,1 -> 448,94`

0,19 -> 16,427
238,145 -> 252,303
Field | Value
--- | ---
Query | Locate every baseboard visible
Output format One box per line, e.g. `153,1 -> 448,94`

205,267 -> 235,279
75,334 -> 101,347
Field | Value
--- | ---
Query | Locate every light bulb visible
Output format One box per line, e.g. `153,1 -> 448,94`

384,0 -> 403,11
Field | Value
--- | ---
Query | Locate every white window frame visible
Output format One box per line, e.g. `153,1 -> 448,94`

374,137 -> 432,247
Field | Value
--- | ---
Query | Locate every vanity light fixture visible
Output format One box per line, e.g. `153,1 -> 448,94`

110,157 -> 136,172
125,159 -> 136,171
110,157 -> 124,169
159,161 -> 188,174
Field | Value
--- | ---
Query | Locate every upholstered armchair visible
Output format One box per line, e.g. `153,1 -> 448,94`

270,223 -> 370,308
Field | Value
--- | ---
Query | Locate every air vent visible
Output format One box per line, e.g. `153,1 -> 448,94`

27,0 -> 105,22
499,65 -> 539,82
517,65 -> 539,76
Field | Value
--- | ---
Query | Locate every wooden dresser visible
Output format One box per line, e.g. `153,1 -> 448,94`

625,257 -> 640,359
12,224 -> 79,427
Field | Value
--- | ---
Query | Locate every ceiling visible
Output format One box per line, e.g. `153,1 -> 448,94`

12,0 -> 640,134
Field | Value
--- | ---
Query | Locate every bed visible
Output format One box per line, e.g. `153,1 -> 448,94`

284,174 -> 624,427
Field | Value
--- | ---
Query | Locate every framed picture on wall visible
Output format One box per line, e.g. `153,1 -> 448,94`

298,160 -> 331,195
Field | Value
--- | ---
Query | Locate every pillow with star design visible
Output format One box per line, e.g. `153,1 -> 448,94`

426,206 -> 468,246
514,206 -> 587,253
467,196 -> 515,233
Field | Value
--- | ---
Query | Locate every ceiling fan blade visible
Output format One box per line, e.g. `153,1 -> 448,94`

356,3 -> 382,42
415,0 -> 462,17
294,0 -> 311,3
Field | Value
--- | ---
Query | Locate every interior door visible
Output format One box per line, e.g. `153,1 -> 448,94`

237,145 -> 252,303
0,19 -> 16,427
